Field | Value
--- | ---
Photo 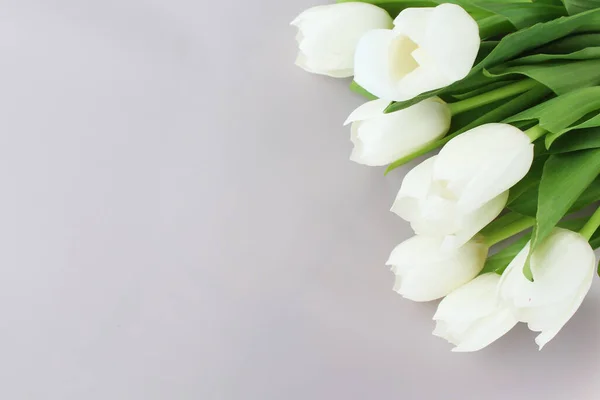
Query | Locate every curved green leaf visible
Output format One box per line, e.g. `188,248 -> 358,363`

536,33 -> 600,53
475,2 -> 566,29
485,59 -> 600,95
506,47 -> 600,65
508,177 -> 600,217
480,234 -> 530,275
550,127 -> 600,153
530,148 -> 600,254
507,155 -> 549,205
562,0 -> 600,15
505,87 -> 600,147
349,81 -> 377,100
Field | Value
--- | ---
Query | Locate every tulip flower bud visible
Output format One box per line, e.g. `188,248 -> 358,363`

433,273 -> 518,352
345,98 -> 451,166
392,123 -> 533,249
354,3 -> 480,101
387,236 -> 488,302
291,3 -> 393,78
498,228 -> 595,349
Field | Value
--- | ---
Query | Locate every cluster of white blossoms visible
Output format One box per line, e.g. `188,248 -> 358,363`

292,2 -> 600,351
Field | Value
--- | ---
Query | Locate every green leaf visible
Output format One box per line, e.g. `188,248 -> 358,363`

530,148 -> 600,254
508,177 -> 600,217
506,47 -> 600,64
505,87 -> 600,147
475,41 -> 500,63
590,228 -> 600,248
507,186 -> 539,216
549,106 -> 600,138
445,92 -> 521,134
535,0 -> 565,5
386,7 -> 600,114
475,2 -> 566,30
485,59 -> 600,95
549,127 -> 600,153
562,0 -> 600,15
536,33 -> 600,53
480,234 -> 530,275
442,71 -> 505,98
572,179 -> 600,211
349,81 -> 377,100
507,155 -> 548,205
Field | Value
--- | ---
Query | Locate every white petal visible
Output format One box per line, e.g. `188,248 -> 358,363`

527,229 -> 595,306
432,320 -> 451,339
393,8 -> 433,44
389,237 -> 487,302
433,123 -> 533,212
458,144 -> 533,213
434,273 -> 518,351
419,3 -> 480,82
441,191 -> 508,250
292,3 -> 393,77
344,99 -> 390,125
387,63 -> 454,101
387,235 -> 444,267
410,194 -> 458,236
452,308 -> 518,352
349,98 -> 451,166
497,242 -> 531,306
354,29 -> 405,101
434,273 -> 502,323
391,156 -> 437,220
535,275 -> 592,349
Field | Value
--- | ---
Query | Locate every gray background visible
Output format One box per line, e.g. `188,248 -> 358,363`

0,0 -> 599,399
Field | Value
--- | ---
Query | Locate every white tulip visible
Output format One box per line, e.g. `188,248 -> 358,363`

498,228 -> 595,349
291,3 -> 393,78
434,273 -> 518,352
391,123 -> 533,249
387,236 -> 487,302
344,97 -> 451,166
354,3 -> 480,101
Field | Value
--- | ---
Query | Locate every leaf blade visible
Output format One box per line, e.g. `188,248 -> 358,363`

530,148 -> 600,253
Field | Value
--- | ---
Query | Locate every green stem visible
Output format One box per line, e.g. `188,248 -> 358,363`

580,206 -> 600,241
524,124 -> 548,142
447,79 -> 539,116
483,214 -> 536,247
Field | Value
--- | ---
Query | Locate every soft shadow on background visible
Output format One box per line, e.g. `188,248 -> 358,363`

0,1 -> 598,399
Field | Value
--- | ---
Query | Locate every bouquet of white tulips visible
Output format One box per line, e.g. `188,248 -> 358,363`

292,0 -> 600,352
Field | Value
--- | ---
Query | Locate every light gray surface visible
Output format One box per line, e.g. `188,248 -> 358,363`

0,0 -> 599,399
